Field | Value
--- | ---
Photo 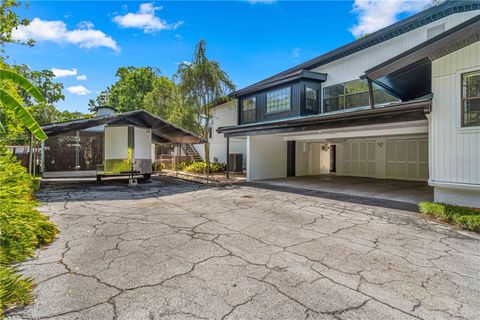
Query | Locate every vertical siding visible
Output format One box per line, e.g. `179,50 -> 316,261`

311,11 -> 478,104
431,42 -> 480,185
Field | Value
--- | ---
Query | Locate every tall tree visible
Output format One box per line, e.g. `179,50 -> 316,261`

90,66 -> 159,113
175,40 -> 235,165
144,76 -> 196,133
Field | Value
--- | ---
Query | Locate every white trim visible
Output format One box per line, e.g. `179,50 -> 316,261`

456,66 -> 480,133
428,180 -> 480,191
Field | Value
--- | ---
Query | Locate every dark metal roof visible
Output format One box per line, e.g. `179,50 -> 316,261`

365,13 -> 480,101
218,100 -> 431,137
42,110 -> 205,144
233,0 -> 479,97
234,70 -> 327,97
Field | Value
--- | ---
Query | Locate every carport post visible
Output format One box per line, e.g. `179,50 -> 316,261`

226,137 -> 230,179
28,134 -> 34,175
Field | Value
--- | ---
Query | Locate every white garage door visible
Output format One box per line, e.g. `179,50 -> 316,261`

342,141 -> 376,177
386,139 -> 428,181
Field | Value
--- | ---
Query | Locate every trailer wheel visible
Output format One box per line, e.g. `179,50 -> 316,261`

96,175 -> 102,182
143,173 -> 151,180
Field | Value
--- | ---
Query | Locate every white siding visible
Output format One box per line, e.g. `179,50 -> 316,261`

431,42 -> 480,187
311,12 -> 478,104
194,100 -> 246,164
247,135 -> 286,181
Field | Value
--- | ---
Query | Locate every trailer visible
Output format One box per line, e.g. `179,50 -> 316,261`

96,125 -> 153,182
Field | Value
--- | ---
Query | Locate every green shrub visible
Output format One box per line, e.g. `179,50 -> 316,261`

0,144 -> 58,313
419,201 -> 480,232
172,161 -> 191,171
184,161 -> 226,174
153,162 -> 165,172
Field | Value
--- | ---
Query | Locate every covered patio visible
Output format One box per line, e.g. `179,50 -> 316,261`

256,175 -> 433,205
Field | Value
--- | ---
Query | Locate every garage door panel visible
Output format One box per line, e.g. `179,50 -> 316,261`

386,138 -> 428,181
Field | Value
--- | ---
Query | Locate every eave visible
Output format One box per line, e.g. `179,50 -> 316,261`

217,100 -> 431,137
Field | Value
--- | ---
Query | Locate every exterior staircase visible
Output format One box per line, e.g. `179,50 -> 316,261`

183,144 -> 203,162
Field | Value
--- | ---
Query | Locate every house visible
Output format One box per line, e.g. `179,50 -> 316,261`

208,1 -> 479,207
40,106 -> 203,179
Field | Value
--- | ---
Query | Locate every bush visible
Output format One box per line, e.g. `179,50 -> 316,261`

153,162 -> 165,172
418,201 -> 480,232
172,161 -> 191,171
184,161 -> 226,174
0,144 -> 58,313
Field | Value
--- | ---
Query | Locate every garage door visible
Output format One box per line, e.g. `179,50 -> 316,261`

386,139 -> 428,181
342,141 -> 376,177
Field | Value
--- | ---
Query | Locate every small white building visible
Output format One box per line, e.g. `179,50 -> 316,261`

208,1 -> 480,207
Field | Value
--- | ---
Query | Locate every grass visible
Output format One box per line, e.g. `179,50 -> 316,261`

419,201 -> 480,232
0,143 -> 58,315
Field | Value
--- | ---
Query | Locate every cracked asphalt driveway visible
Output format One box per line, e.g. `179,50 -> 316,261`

8,177 -> 480,320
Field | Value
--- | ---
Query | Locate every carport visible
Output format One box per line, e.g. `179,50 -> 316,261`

256,175 -> 433,205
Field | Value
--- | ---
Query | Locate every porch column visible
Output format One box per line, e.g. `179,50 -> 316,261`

367,78 -> 375,109
226,136 -> 230,179
28,134 -> 34,175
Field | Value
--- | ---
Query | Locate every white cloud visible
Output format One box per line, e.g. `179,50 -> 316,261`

350,0 -> 430,38
66,85 -> 91,95
113,3 -> 183,33
51,68 -> 77,78
77,20 -> 94,30
292,47 -> 301,58
76,74 -> 87,81
12,17 -> 120,51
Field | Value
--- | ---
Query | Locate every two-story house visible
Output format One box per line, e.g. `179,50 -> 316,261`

204,1 -> 480,207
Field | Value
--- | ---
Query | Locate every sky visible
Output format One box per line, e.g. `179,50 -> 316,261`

5,0 -> 431,113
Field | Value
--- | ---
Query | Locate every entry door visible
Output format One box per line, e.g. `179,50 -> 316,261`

385,139 -> 428,181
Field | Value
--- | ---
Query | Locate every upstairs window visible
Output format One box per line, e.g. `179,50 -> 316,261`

305,86 -> 318,111
266,87 -> 291,114
462,70 -> 480,127
323,79 -> 398,113
241,96 -> 256,123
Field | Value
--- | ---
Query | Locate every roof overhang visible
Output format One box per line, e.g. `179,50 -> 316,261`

233,70 -> 327,97
41,110 -> 205,144
218,100 -> 431,138
365,14 -> 480,101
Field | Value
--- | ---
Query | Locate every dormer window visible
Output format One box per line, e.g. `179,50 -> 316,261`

241,96 -> 256,123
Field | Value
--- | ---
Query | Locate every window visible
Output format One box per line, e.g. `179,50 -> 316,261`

305,86 -> 318,111
266,87 -> 291,113
241,96 -> 256,123
462,70 -> 480,127
323,79 -> 398,113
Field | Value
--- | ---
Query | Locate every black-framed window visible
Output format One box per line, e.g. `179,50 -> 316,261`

305,86 -> 318,111
266,87 -> 291,114
241,96 -> 256,123
323,79 -> 398,113
462,70 -> 480,127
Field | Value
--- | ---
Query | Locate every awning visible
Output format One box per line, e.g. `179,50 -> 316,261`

218,99 -> 431,137
41,110 -> 204,144
365,14 -> 480,101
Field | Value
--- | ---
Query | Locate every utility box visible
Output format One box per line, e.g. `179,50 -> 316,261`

228,153 -> 243,172
96,125 -> 152,181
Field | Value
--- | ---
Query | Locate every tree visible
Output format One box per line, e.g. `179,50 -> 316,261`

88,88 -> 110,110
144,76 -> 196,133
0,69 -> 47,140
90,66 -> 160,113
14,64 -> 64,106
0,0 -> 34,49
175,40 -> 235,166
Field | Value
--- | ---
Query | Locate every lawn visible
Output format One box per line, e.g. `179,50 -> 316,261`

419,201 -> 480,232
0,144 -> 58,315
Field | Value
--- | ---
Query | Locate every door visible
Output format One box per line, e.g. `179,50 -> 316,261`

287,141 -> 296,177
342,141 -> 376,177
386,139 -> 428,181
330,145 -> 336,173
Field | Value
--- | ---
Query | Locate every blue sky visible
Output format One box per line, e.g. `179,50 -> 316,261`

6,0 -> 430,113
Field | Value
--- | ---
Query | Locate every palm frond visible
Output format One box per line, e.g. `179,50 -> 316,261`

0,89 -> 47,140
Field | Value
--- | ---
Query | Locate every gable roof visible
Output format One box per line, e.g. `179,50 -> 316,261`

233,0 -> 479,97
41,110 -> 204,144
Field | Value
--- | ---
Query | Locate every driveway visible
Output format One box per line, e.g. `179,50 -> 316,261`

8,177 -> 480,320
